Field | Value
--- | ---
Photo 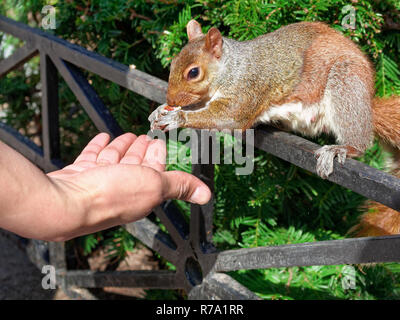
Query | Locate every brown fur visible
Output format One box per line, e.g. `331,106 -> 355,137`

283,23 -> 373,105
351,151 -> 400,237
351,98 -> 400,237
373,96 -> 400,148
150,20 -> 400,236
350,201 -> 400,237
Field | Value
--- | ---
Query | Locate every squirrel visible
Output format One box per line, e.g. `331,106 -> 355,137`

149,20 -> 400,236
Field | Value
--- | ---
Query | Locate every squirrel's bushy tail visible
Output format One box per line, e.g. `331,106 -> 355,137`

372,96 -> 400,148
350,96 -> 400,237
349,188 -> 400,237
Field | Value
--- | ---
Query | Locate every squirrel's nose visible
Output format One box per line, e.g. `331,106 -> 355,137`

166,94 -> 176,107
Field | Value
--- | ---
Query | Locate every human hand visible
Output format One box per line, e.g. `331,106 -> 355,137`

47,132 -> 211,241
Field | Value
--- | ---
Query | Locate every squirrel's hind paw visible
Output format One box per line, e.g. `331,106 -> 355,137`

315,145 -> 347,179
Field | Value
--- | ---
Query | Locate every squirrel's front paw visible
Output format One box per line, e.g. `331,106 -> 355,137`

148,103 -> 185,132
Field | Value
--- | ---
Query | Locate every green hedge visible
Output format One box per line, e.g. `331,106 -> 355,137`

1,0 -> 400,299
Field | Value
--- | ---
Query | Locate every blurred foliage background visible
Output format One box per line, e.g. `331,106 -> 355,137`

0,0 -> 400,299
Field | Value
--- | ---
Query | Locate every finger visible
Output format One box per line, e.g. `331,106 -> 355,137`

141,139 -> 167,172
160,171 -> 212,205
74,133 -> 110,164
96,133 -> 137,165
120,135 -> 152,165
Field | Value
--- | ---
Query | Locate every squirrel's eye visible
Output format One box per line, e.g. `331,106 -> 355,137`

188,67 -> 199,80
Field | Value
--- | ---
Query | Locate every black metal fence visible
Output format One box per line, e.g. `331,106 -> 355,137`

1,15 -> 400,300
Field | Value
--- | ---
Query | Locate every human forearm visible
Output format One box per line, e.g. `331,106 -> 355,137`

0,141 -> 83,240
0,134 -> 211,241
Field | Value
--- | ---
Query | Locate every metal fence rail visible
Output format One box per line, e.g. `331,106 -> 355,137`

1,15 -> 399,300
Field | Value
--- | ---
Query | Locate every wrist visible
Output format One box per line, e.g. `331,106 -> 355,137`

45,177 -> 92,241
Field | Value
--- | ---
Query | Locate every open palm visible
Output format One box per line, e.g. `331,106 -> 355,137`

46,132 -> 210,240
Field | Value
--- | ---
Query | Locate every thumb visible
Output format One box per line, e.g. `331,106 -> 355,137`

160,171 -> 212,205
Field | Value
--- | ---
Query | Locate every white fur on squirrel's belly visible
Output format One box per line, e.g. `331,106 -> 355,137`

257,94 -> 333,137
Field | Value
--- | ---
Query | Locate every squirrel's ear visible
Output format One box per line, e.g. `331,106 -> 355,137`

205,27 -> 223,59
187,20 -> 203,42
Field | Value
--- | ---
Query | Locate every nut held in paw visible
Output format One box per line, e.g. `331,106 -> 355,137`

149,103 -> 182,131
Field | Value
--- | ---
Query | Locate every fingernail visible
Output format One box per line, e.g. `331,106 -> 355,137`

190,186 -> 211,204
